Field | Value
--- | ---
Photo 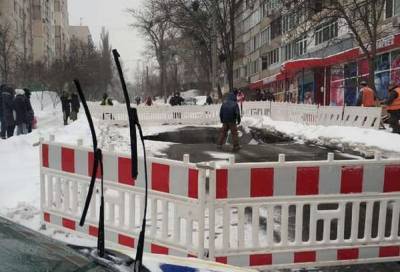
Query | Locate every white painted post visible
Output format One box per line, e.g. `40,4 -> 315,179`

327,153 -> 334,162
77,138 -> 83,147
279,154 -> 286,163
374,151 -> 382,161
208,161 -> 217,260
109,144 -> 115,152
197,168 -> 206,259
228,155 -> 235,164
183,154 -> 190,163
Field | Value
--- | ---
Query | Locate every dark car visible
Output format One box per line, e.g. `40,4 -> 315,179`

0,216 -> 117,272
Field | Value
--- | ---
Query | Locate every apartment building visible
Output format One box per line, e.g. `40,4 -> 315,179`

233,0 -> 400,106
32,0 -> 55,65
0,0 -> 34,62
54,0 -> 70,59
69,25 -> 92,45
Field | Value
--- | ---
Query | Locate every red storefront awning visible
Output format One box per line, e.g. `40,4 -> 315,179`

248,33 -> 400,90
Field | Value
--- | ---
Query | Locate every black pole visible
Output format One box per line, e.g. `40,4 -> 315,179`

74,79 -> 105,257
112,49 -> 148,272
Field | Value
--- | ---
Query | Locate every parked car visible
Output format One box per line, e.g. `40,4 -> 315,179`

0,216 -> 122,271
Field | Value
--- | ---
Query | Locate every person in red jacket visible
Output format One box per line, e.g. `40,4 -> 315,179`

356,81 -> 376,107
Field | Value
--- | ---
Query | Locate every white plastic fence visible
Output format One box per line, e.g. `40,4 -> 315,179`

40,139 -> 400,270
88,102 -> 382,129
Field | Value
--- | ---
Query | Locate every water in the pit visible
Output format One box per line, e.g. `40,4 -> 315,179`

144,126 -> 362,163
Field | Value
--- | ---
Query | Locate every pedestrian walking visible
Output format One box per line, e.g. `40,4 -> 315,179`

255,89 -> 262,101
23,89 -> 34,133
170,92 -> 184,106
70,92 -> 80,121
0,85 -> 4,138
1,86 -> 15,138
265,90 -> 275,102
14,89 -> 29,135
206,94 -> 213,105
385,81 -> 400,134
357,81 -> 376,107
135,96 -> 141,106
145,96 -> 153,106
60,91 -> 71,126
217,91 -> 241,151
237,89 -> 245,115
100,93 -> 113,106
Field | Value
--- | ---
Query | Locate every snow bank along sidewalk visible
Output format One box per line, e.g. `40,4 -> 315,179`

242,116 -> 400,157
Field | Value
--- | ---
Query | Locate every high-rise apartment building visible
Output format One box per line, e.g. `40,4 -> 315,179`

32,0 -> 55,65
69,25 -> 92,46
0,0 -> 34,62
54,0 -> 70,60
233,0 -> 400,106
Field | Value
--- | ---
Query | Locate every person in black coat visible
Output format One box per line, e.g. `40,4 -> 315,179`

0,85 -> 4,138
70,92 -> 80,122
23,89 -> 34,133
60,91 -> 71,126
1,86 -> 15,138
217,91 -> 241,151
206,94 -> 213,105
14,89 -> 29,135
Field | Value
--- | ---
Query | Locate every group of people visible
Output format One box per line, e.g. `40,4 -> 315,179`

357,80 -> 400,134
61,91 -> 80,126
134,96 -> 154,106
0,85 -> 35,139
255,89 -> 276,102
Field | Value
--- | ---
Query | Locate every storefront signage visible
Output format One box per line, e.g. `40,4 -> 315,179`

360,35 -> 395,53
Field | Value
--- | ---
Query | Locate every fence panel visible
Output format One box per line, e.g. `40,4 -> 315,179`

40,139 -> 206,258
40,139 -> 400,270
88,102 -> 382,130
206,155 -> 400,269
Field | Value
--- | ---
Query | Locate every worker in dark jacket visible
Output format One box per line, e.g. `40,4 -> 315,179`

70,92 -> 80,121
386,81 -> 400,134
100,93 -> 113,106
23,89 -> 34,133
217,91 -> 241,151
14,89 -> 29,135
1,86 -> 15,138
206,94 -> 213,105
356,81 -> 376,107
60,91 -> 71,126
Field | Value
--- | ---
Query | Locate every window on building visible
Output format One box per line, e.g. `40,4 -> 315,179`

271,17 -> 282,39
295,36 -> 308,56
386,0 -> 400,18
315,20 -> 338,45
263,48 -> 280,69
261,27 -> 271,45
282,42 -> 294,61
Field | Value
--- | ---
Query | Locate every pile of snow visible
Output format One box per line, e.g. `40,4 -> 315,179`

181,89 -> 201,99
243,116 -> 400,156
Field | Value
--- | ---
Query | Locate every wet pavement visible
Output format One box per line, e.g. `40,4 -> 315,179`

145,126 -> 361,163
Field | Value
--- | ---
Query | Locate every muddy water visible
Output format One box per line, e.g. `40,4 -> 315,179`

145,126 -> 361,163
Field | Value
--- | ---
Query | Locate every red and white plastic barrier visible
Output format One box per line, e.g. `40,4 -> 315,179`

88,102 -> 382,129
40,139 -> 400,270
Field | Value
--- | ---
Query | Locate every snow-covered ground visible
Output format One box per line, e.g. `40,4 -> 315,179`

243,116 -> 400,158
1,92 -> 400,271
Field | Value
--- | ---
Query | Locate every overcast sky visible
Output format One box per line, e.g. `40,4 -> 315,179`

69,0 -> 146,82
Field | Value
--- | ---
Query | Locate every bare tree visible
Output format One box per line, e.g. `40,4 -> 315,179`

128,1 -> 177,101
0,23 -> 17,83
283,0 -> 388,91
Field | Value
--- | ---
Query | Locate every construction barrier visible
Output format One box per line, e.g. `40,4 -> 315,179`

88,102 -> 382,129
40,139 -> 400,270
